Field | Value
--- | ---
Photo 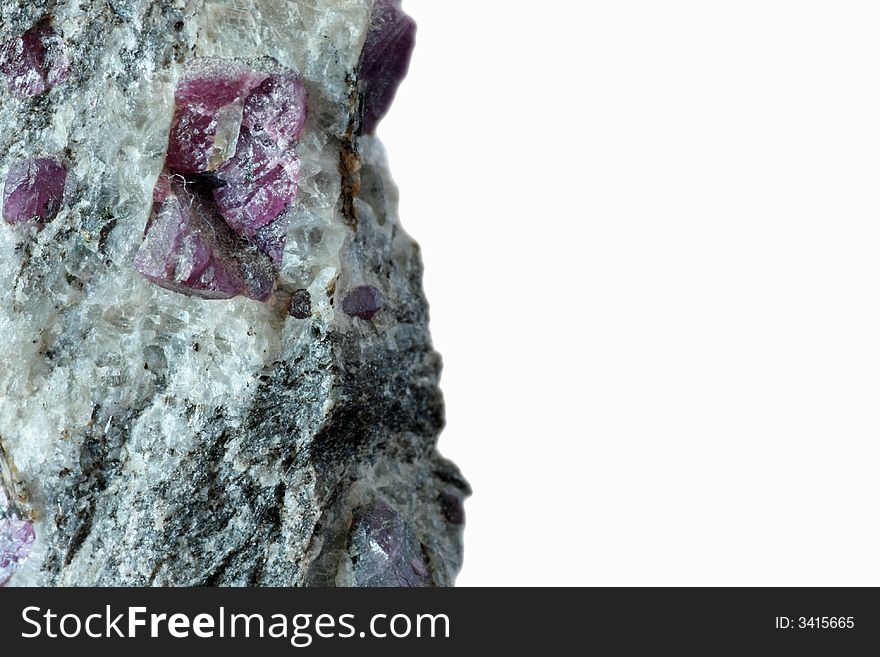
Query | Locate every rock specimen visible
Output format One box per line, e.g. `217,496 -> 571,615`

0,0 -> 467,587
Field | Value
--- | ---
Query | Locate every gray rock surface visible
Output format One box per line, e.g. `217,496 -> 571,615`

0,0 -> 467,586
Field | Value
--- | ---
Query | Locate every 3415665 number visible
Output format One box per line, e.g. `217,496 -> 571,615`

798,617 -> 854,629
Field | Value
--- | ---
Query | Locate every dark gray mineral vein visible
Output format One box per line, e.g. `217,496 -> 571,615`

0,0 -> 468,586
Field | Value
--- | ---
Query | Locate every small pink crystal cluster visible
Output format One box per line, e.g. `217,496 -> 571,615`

135,63 -> 307,301
0,488 -> 34,587
0,21 -> 69,99
2,157 -> 67,227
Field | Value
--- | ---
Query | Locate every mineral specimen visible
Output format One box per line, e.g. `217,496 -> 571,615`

134,175 -> 277,301
2,157 -> 67,226
0,0 -> 467,588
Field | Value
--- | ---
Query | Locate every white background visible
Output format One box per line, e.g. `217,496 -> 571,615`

382,1 -> 880,586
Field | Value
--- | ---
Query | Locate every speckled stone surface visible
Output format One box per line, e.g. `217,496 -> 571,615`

0,0 -> 466,587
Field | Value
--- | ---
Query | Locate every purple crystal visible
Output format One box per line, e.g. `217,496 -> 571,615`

342,285 -> 383,319
439,491 -> 465,526
359,0 -> 417,134
0,22 -> 69,99
347,500 -> 433,587
251,211 -> 289,266
0,486 -> 34,586
212,129 -> 300,237
0,519 -> 35,585
242,73 -> 308,144
135,176 -> 275,301
166,73 -> 267,175
138,63 -> 308,300
2,157 -> 67,226
289,288 -> 312,319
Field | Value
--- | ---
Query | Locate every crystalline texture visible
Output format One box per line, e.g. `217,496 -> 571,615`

2,157 -> 67,226
0,519 -> 34,585
359,0 -> 417,134
348,500 -> 434,587
0,0 -> 467,589
212,128 -> 300,237
289,288 -> 312,319
136,64 -> 307,301
135,175 -> 276,301
166,73 -> 266,174
0,21 -> 69,99
0,485 -> 34,586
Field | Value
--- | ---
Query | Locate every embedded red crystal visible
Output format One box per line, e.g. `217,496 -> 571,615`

135,176 -> 275,301
2,157 -> 67,226
342,285 -> 383,320
166,73 -> 267,175
251,211 -> 290,265
212,130 -> 300,237
289,288 -> 312,319
359,0 -> 416,134
0,22 -> 69,99
242,73 -> 308,144
347,500 -> 433,587
0,518 -> 34,585
0,487 -> 35,586
138,63 -> 308,300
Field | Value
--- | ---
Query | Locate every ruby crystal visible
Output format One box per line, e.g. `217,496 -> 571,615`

0,21 -> 69,99
358,0 -> 416,134
135,175 -> 276,301
347,500 -> 433,587
289,288 -> 312,319
341,285 -> 383,320
0,488 -> 35,586
2,157 -> 67,226
136,63 -> 307,301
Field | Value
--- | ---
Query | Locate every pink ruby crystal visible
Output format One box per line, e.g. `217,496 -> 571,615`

2,157 -> 67,226
137,62 -> 308,300
0,519 -> 35,585
289,288 -> 312,319
0,21 -> 69,99
212,130 -> 301,237
135,176 -> 275,301
342,285 -> 383,320
359,0 -> 416,134
347,500 -> 433,587
166,72 -> 267,175
242,73 -> 308,144
251,212 -> 290,266
0,486 -> 34,586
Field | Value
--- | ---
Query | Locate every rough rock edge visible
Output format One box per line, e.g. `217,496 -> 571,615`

0,0 -> 468,587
